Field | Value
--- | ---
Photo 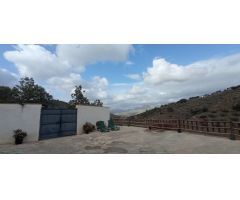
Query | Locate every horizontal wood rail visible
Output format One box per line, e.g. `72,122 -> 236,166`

112,118 -> 240,140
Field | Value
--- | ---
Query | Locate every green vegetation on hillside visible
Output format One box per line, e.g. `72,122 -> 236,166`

130,85 -> 240,122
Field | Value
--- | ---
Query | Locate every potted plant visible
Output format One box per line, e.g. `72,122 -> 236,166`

83,122 -> 95,134
13,129 -> 27,145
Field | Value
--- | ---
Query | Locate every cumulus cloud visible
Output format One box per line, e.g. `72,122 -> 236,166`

129,85 -> 146,95
0,68 -> 17,86
143,58 -> 207,84
4,45 -> 70,80
56,44 -> 134,70
47,73 -> 82,92
112,84 -> 146,102
85,76 -> 109,99
125,73 -> 141,80
4,44 -> 133,81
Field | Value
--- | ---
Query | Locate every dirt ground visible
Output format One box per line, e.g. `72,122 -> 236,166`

1,126 -> 240,153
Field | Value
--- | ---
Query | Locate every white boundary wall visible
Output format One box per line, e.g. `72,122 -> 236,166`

0,104 -> 42,144
76,105 -> 110,134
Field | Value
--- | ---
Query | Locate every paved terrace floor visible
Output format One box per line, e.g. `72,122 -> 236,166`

1,126 -> 240,153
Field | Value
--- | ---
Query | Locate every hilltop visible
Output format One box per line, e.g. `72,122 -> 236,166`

129,85 -> 240,122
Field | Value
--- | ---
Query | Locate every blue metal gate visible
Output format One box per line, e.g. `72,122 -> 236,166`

39,109 -> 77,140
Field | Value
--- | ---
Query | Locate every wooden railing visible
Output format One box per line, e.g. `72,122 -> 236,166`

112,118 -> 240,140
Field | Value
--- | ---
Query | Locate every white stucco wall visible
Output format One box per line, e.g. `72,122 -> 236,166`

0,104 -> 42,144
76,105 -> 110,134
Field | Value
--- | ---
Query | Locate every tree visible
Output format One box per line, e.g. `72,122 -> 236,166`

11,77 -> 53,105
0,86 -> 13,103
91,99 -> 103,107
70,85 -> 90,105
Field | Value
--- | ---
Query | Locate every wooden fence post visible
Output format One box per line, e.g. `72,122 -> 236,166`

206,122 -> 209,135
177,119 -> 181,133
229,121 -> 236,140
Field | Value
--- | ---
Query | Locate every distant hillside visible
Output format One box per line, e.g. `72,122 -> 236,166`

130,85 -> 240,122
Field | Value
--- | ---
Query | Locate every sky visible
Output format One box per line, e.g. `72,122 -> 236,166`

1,44 -> 240,113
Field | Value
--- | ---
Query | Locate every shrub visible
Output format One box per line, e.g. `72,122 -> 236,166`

232,112 -> 240,117
191,107 -> 208,115
83,122 -> 95,134
231,85 -> 240,90
167,107 -> 174,112
220,113 -> 227,117
232,103 -> 240,111
208,114 -> 216,118
199,115 -> 207,119
189,96 -> 200,100
211,90 -> 222,95
230,117 -> 239,122
202,107 -> 208,112
221,109 -> 229,113
191,109 -> 199,115
177,99 -> 187,103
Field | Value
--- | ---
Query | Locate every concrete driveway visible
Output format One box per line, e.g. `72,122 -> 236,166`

1,126 -> 240,153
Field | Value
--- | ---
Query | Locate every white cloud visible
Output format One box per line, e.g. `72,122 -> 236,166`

125,73 -> 141,80
143,58 -> 206,84
56,44 -> 134,70
0,68 -> 17,86
110,53 -> 240,111
4,44 -> 133,81
126,61 -> 134,65
4,45 -> 70,80
143,54 -> 240,88
129,85 -> 146,95
112,83 -> 145,102
85,76 -> 109,99
47,73 -> 82,92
